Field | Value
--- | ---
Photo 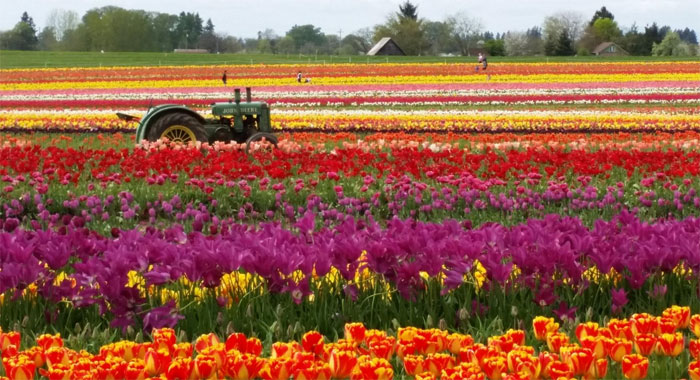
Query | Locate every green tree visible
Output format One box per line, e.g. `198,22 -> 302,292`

341,34 -> 371,54
174,12 -> 203,49
286,24 -> 326,51
554,29 -> 574,56
592,18 -> 621,42
373,2 -> 429,55
620,24 -> 648,55
652,31 -> 695,56
151,13 -> 178,52
484,39 -> 505,56
373,16 -> 428,55
38,26 -> 58,50
590,6 -> 614,26
423,20 -> 455,55
1,12 -> 39,50
198,18 -> 217,52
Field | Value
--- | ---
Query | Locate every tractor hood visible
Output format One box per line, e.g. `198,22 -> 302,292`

211,101 -> 269,117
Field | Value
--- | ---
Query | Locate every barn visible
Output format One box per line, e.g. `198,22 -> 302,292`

366,37 -> 406,56
592,42 -> 629,57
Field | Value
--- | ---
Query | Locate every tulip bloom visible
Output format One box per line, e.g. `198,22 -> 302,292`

691,339 -> 700,360
403,354 -> 426,375
482,356 -> 507,380
260,358 -> 291,380
662,305 -> 690,329
344,323 -> 366,345
609,339 -> 633,362
195,333 -> 220,353
424,353 -> 454,376
124,361 -> 147,380
691,315 -> 700,338
172,342 -> 194,358
0,331 -> 20,351
144,348 -> 171,376
586,358 -> 608,379
3,356 -> 36,380
351,357 -> 393,380
152,328 -> 177,352
689,360 -> 700,380
621,354 -> 649,380
575,322 -> 599,342
194,354 -> 218,380
165,358 -> 194,380
546,333 -> 570,354
446,333 -> 474,354
36,334 -> 63,351
633,334 -> 656,356
301,331 -> 325,356
546,360 -> 573,379
225,353 -> 264,380
329,349 -> 358,378
44,347 -> 70,369
562,347 -> 593,376
657,332 -> 684,357
532,316 -> 559,341
294,361 -> 331,380
271,342 -> 302,359
580,336 -> 607,359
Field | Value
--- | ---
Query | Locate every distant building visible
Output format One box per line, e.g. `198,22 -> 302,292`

174,49 -> 209,54
592,42 -> 628,56
367,37 -> 405,56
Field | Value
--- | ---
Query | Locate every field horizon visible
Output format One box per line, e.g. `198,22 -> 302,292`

1,49 -> 699,69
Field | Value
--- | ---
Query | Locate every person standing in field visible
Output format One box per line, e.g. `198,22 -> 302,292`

222,70 -> 228,86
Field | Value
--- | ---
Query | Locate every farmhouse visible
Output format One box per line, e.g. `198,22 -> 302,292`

592,42 -> 628,57
366,37 -> 406,56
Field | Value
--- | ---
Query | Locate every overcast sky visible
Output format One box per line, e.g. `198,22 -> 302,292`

2,0 -> 699,39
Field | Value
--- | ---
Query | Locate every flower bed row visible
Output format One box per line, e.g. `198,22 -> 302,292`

2,306 -> 700,380
2,212 -> 700,335
3,62 -> 699,83
4,108 -> 700,132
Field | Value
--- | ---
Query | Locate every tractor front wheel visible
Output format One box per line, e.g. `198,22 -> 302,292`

245,132 -> 278,154
147,113 -> 207,144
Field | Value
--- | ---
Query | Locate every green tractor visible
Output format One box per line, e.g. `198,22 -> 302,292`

118,87 -> 277,151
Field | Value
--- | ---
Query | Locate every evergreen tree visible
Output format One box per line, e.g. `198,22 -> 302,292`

554,29 -> 574,56
590,6 -> 614,26
398,1 -> 418,21
2,12 -> 39,50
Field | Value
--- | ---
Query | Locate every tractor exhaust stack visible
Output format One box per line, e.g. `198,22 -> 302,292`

246,87 -> 252,102
234,89 -> 241,104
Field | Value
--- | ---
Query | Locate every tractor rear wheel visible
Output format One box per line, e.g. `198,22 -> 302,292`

245,132 -> 278,154
148,113 -> 207,144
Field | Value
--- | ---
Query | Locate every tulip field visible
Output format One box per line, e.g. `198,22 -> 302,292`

1,59 -> 700,379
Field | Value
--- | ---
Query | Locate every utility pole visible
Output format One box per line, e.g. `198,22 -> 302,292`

338,29 -> 342,55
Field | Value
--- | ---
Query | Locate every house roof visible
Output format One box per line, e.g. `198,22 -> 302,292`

592,42 -> 627,54
366,37 -> 405,56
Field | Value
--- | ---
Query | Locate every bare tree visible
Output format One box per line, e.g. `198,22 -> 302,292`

446,11 -> 483,56
504,32 -> 528,56
46,9 -> 79,41
543,11 -> 585,45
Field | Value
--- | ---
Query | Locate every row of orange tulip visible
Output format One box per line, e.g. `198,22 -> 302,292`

2,305 -> 700,379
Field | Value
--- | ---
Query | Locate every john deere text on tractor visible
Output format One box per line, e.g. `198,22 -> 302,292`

118,87 -> 277,150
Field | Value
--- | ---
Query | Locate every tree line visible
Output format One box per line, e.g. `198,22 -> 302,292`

1,3 -> 698,56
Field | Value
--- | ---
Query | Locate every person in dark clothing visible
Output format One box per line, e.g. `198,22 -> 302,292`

297,71 -> 303,83
222,70 -> 228,86
482,56 -> 488,70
